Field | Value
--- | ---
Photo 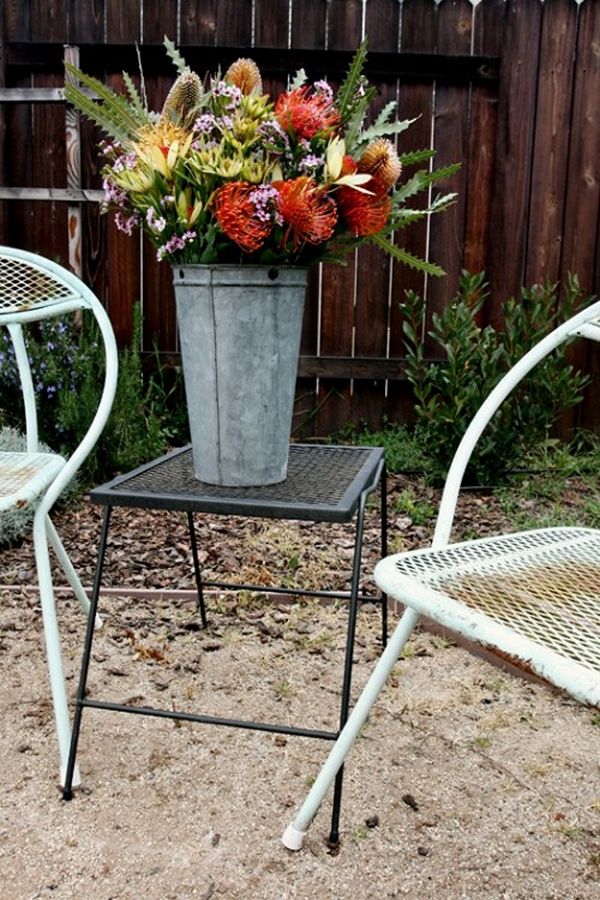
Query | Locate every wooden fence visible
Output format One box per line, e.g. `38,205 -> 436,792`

1,0 -> 599,437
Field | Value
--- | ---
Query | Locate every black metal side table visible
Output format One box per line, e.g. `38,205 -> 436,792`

63,443 -> 387,845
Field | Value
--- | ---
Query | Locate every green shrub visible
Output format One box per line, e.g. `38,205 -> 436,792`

400,272 -> 592,484
0,306 -> 178,484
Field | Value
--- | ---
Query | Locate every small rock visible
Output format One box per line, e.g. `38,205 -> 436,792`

365,815 -> 379,829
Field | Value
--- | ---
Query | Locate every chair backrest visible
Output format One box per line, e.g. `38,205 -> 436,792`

0,247 -> 118,508
432,298 -> 600,549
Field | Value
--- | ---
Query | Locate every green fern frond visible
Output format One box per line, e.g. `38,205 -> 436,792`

336,39 -> 369,123
135,42 -> 148,110
344,85 -> 377,150
163,36 -> 190,75
64,63 -> 150,142
392,163 -> 461,205
370,233 -> 446,276
122,71 -> 147,120
355,116 -> 418,153
290,68 -> 307,90
398,148 -> 436,167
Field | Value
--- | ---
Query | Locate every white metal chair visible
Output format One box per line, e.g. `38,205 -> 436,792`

283,297 -> 600,850
0,247 -> 118,786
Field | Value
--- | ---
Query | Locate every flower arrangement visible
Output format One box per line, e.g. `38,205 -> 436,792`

65,40 -> 457,272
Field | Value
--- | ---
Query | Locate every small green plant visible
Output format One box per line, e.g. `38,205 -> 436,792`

400,271 -> 592,484
394,487 -> 435,525
0,306 -> 177,484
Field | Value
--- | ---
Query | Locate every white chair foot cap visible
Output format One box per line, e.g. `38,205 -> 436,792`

94,613 -> 103,630
282,823 -> 307,851
60,763 -> 81,790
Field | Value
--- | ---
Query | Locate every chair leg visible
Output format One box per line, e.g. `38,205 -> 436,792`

32,512 -> 80,788
282,607 -> 420,851
45,516 -> 102,629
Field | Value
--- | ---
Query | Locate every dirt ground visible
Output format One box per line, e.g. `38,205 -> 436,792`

0,475 -> 599,899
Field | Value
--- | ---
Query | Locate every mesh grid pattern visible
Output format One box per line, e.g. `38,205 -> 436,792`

394,528 -> 600,673
96,444 -> 382,521
0,256 -> 78,315
0,451 -> 64,511
116,445 -> 372,506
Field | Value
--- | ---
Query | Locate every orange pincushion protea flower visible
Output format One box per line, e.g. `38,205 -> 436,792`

213,182 -> 271,253
275,177 -> 338,249
359,138 -> 402,189
275,87 -> 340,140
337,178 -> 392,237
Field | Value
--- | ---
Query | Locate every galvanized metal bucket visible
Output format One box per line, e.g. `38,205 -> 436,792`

172,264 -> 308,486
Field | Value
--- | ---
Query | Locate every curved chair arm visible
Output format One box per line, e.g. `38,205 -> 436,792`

36,297 -> 118,517
431,298 -> 600,550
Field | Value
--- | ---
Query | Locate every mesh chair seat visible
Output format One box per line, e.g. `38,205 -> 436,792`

0,450 -> 65,513
375,526 -> 600,705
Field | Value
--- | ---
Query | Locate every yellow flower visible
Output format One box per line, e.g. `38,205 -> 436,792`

324,137 -> 372,192
176,189 -> 203,225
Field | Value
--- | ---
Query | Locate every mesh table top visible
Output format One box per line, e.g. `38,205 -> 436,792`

90,444 -> 385,522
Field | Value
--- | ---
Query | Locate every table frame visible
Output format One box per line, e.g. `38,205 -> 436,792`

62,444 -> 387,846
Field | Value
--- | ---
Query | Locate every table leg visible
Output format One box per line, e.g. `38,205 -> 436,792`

187,512 -> 208,628
62,505 -> 112,800
380,463 -> 388,647
328,488 -> 369,845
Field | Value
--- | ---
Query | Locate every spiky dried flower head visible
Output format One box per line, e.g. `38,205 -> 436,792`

359,139 -> 402,188
160,71 -> 203,129
225,58 -> 263,95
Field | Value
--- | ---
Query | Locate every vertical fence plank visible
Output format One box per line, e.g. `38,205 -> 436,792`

215,0 -> 252,47
291,2 -> 328,434
4,1 -> 31,41
560,0 -> 600,434
106,0 -> 141,43
31,1 -> 67,42
315,2 -> 363,434
179,1 -> 217,46
525,0 -> 578,286
386,0 -> 437,427
426,0 -> 471,316
255,0 -> 289,48
290,0 -> 327,49
364,0 -> 400,52
464,0 -> 505,278
142,0 -> 177,45
0,11 -> 7,244
68,1 -> 105,44
560,0 -> 600,294
487,0 -> 543,314
327,0 -> 363,50
472,0 -> 506,56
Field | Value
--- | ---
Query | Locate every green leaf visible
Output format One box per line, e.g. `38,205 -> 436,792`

290,68 -> 308,90
163,36 -> 190,75
64,63 -> 150,142
370,233 -> 446,277
335,39 -> 369,123
356,116 -> 418,153
122,71 -> 147,119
